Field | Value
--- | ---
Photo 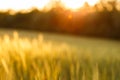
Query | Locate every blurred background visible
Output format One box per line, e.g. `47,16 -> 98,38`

0,0 -> 120,40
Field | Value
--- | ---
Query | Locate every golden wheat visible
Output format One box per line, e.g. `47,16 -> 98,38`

0,32 -> 119,80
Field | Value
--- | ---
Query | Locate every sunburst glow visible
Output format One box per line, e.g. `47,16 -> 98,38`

61,0 -> 84,9
61,0 -> 99,10
0,0 -> 99,12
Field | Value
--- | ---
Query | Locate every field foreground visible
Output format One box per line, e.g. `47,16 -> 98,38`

0,30 -> 120,80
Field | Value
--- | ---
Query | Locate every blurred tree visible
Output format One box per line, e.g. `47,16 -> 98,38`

0,0 -> 120,39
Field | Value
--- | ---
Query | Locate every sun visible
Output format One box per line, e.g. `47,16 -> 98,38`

61,0 -> 84,10
61,0 -> 99,10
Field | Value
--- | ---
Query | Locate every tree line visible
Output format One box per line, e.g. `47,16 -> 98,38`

0,0 -> 120,40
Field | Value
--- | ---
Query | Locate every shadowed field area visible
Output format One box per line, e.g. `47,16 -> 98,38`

0,29 -> 120,80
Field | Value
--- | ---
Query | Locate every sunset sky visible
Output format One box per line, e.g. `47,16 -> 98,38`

0,0 -> 99,11
0,0 -> 119,12
0,0 -> 51,11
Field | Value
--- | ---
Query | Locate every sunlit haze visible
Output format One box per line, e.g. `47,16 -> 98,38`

0,0 -> 51,11
61,0 -> 99,10
0,0 -> 99,13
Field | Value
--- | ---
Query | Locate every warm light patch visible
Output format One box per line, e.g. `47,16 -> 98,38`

68,14 -> 73,19
0,0 -> 99,13
61,0 -> 85,10
86,0 -> 99,6
61,0 -> 99,10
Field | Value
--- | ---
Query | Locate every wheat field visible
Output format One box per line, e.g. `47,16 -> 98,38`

0,31 -> 120,80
